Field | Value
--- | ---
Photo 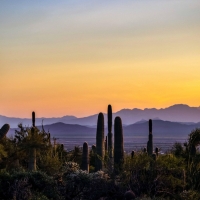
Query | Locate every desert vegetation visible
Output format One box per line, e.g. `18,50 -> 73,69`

1,106 -> 200,199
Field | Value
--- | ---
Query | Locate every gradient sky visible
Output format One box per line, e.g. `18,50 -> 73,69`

1,0 -> 200,118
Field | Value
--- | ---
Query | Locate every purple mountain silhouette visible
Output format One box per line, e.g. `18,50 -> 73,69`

2,104 -> 200,128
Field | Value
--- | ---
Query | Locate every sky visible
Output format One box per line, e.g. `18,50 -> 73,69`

1,0 -> 200,118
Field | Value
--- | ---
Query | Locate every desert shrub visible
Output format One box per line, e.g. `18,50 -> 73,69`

37,153 -> 62,175
61,161 -> 80,175
179,190 -> 200,200
171,142 -> 185,157
0,170 -> 32,200
119,153 -> 185,199
0,170 -> 60,200
30,192 -> 49,200
61,170 -> 113,199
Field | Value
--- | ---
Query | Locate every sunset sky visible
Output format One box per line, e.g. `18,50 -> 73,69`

1,0 -> 200,118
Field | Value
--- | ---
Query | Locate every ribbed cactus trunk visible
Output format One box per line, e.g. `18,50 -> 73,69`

81,142 -> 89,172
28,127 -> 36,171
114,116 -> 124,169
107,105 -> 113,158
95,113 -> 105,171
0,124 -> 10,140
32,111 -> 35,127
147,119 -> 153,156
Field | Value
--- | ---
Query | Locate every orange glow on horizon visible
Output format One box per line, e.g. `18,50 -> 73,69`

1,1 -> 200,118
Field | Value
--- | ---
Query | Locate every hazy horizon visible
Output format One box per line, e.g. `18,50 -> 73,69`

1,1 -> 200,118
1,103 -> 200,119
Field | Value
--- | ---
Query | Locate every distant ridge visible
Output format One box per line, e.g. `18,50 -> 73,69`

2,104 -> 200,128
8,119 -> 200,140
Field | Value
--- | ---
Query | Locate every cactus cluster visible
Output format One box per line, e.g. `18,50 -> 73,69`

94,106 -> 125,172
0,124 -> 10,140
95,113 -> 105,171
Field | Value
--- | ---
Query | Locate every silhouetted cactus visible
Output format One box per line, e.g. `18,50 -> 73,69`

114,116 -> 124,167
32,111 -> 35,127
81,142 -> 89,172
143,147 -> 147,153
95,113 -> 105,171
28,127 -> 36,171
108,105 -> 112,133
131,150 -> 135,158
147,119 -> 153,156
155,147 -> 159,157
0,124 -> 10,140
107,104 -> 113,158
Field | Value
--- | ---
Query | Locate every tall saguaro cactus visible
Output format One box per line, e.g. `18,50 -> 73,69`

114,116 -> 124,167
0,124 -> 10,140
107,104 -> 113,158
32,111 -> 35,127
147,119 -> 153,156
29,127 -> 36,171
95,113 -> 105,171
81,142 -> 89,172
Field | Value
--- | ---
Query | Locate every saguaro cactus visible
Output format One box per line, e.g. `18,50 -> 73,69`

0,124 -> 10,140
95,113 -> 105,171
107,104 -> 113,158
147,119 -> 153,156
114,116 -> 124,167
28,127 -> 36,171
32,111 -> 35,127
81,142 -> 89,172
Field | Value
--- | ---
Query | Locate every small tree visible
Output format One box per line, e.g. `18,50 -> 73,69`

15,125 -> 50,171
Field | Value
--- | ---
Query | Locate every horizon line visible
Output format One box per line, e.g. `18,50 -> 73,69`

1,103 -> 200,119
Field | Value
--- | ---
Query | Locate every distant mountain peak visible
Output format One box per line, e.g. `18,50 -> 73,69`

168,104 -> 190,108
2,103 -> 200,128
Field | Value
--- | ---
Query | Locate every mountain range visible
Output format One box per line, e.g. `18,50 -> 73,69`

7,119 -> 200,152
1,104 -> 200,128
8,119 -> 200,139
